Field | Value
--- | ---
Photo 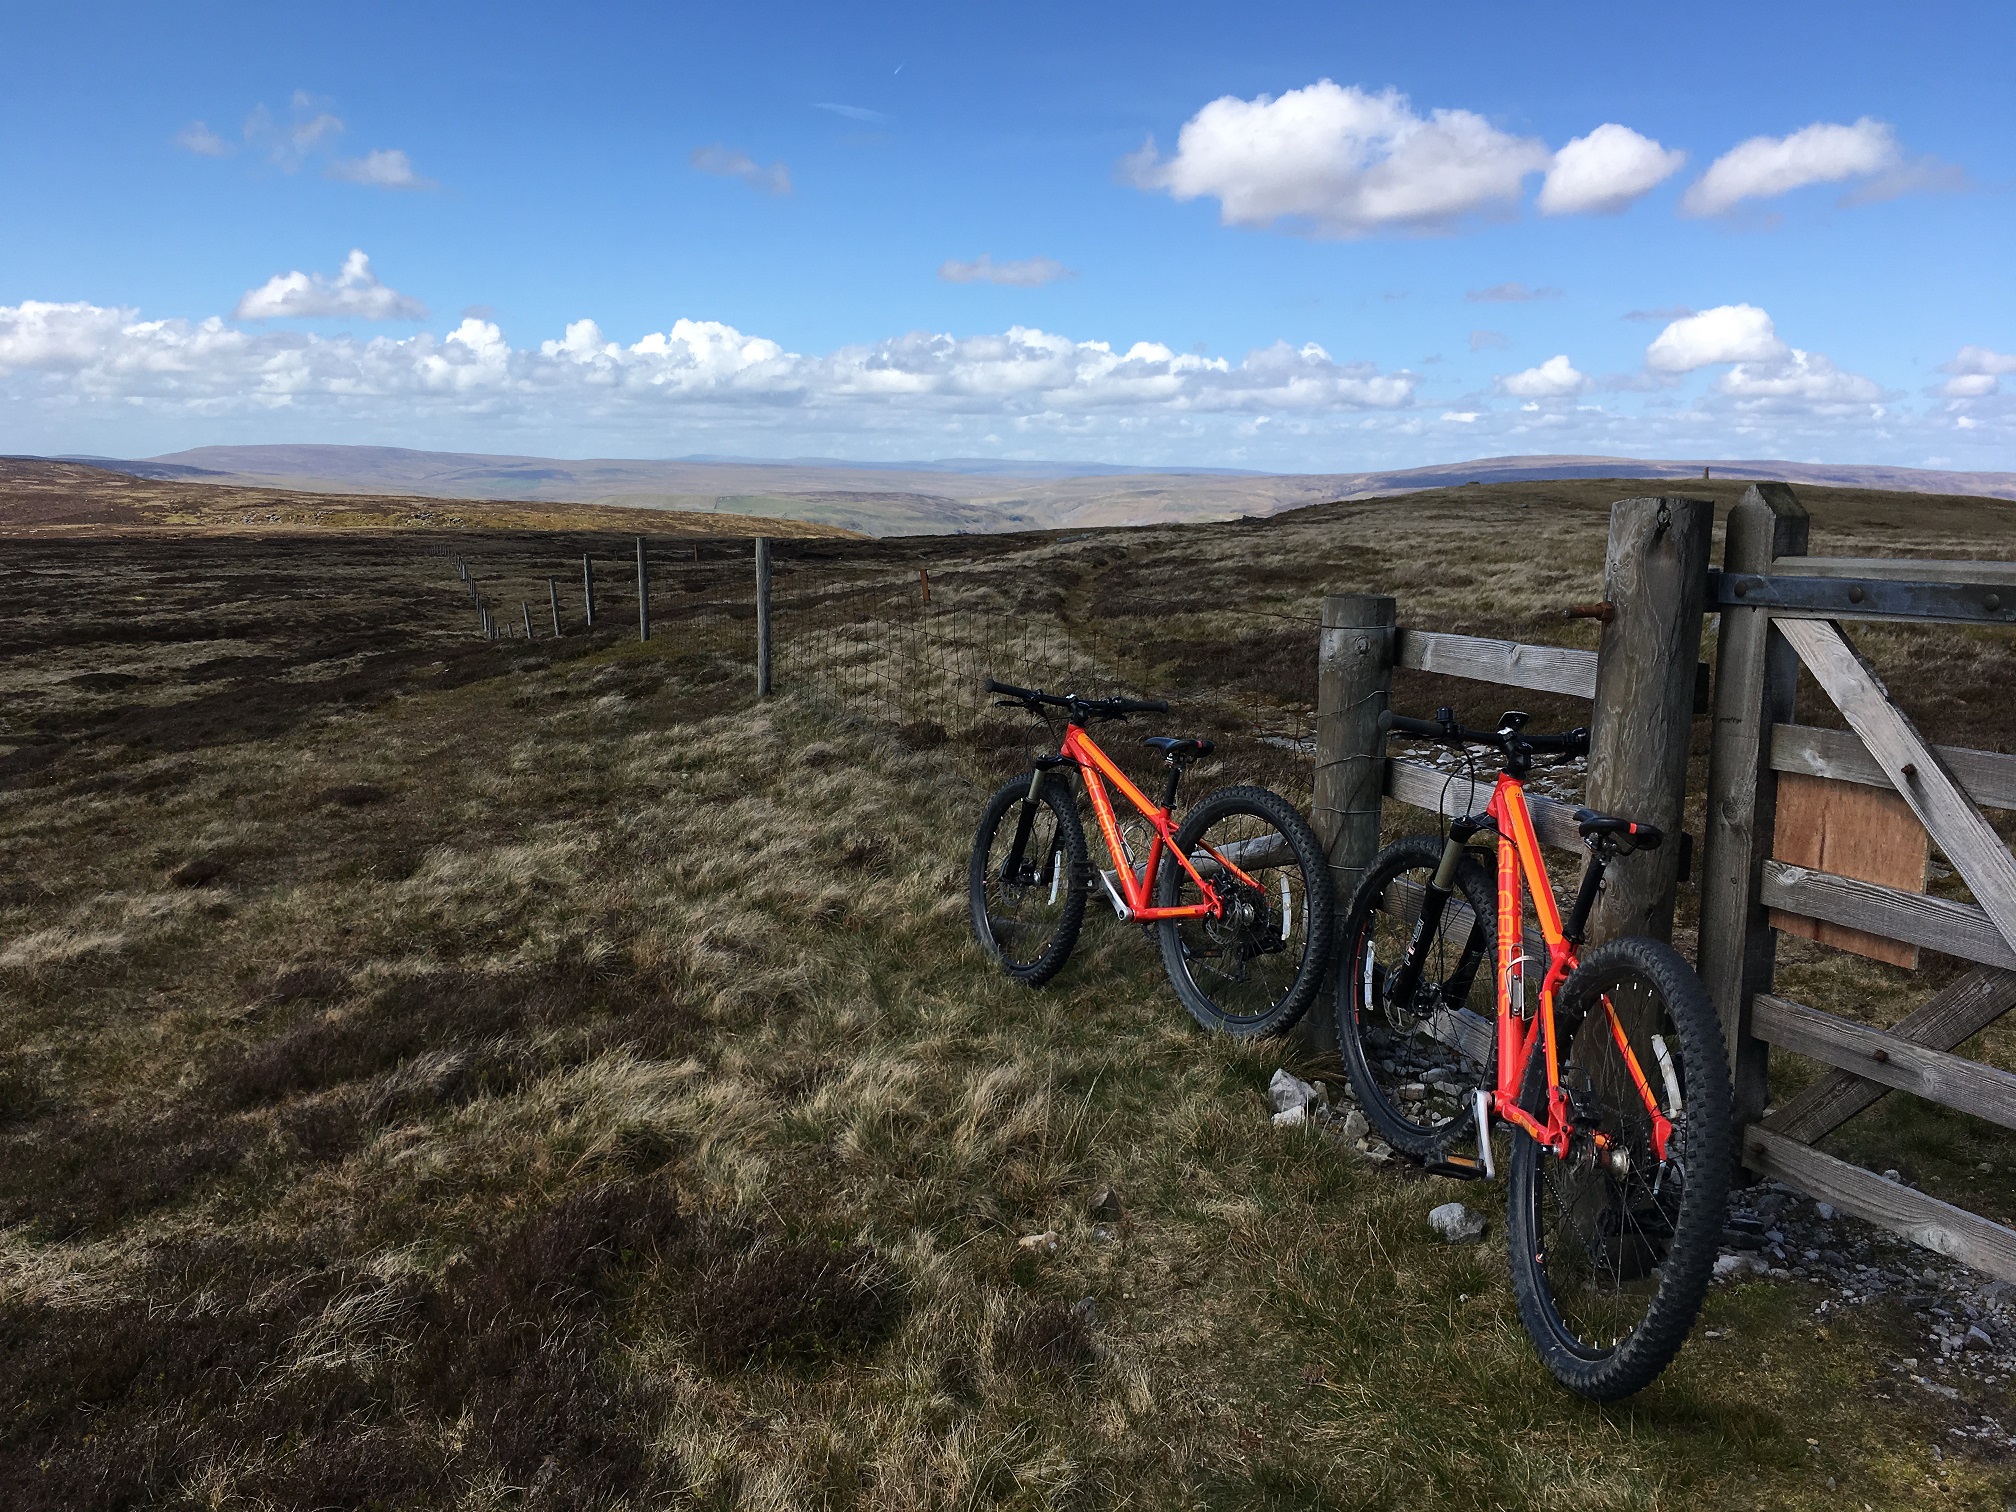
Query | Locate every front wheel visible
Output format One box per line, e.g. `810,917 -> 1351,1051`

970,771 -> 1090,987
1506,936 -> 1732,1401
1334,835 -> 1499,1161
1154,785 -> 1333,1037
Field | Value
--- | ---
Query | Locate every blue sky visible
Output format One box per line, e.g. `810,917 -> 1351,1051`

2,0 -> 2012,471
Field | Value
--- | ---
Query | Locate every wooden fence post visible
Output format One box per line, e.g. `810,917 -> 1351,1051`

1583,496 -> 1713,944
755,537 -> 773,697
1305,593 -> 1398,1054
582,555 -> 596,628
1698,484 -> 1810,1126
548,578 -> 562,636
522,602 -> 534,639
636,537 -> 651,643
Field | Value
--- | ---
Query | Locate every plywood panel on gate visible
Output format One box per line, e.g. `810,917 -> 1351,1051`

1770,771 -> 1930,967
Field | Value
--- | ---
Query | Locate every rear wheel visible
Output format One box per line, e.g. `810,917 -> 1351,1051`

969,771 -> 1089,987
1506,936 -> 1731,1401
1154,785 -> 1332,1037
1334,836 -> 1498,1160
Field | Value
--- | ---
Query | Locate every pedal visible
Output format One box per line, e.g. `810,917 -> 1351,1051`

1423,1153 -> 1489,1181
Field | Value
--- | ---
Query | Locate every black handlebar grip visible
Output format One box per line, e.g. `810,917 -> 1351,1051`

1382,711 -> 1449,739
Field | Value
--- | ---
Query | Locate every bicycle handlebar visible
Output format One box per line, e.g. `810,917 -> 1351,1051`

985,677 -> 1169,720
1380,708 -> 1589,759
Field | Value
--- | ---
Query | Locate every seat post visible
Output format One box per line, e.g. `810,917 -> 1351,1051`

1161,761 -> 1183,810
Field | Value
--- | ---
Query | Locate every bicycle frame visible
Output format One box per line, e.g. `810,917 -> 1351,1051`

1057,722 -> 1259,922
1486,774 -> 1675,1164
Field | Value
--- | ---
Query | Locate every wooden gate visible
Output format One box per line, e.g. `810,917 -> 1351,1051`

1697,483 -> 2016,1281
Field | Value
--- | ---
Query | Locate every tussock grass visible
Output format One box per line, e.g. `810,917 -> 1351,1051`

2,489 -> 2013,1507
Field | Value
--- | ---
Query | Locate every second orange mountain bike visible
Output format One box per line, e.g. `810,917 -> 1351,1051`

970,679 -> 1333,1037
1335,706 -> 1732,1401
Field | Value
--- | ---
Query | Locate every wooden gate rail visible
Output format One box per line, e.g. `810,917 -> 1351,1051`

1699,482 -> 2016,1282
1770,724 -> 2016,809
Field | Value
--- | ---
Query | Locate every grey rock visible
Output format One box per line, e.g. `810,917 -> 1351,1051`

1269,1068 -> 1321,1114
1340,1108 -> 1370,1143
1968,1325 -> 1995,1351
1428,1202 -> 1487,1243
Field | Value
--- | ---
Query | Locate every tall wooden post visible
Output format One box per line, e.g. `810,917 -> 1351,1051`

1304,594 -> 1398,1054
582,555 -> 596,628
548,577 -> 562,636
1698,483 -> 1810,1126
1583,496 -> 1713,944
755,537 -> 773,697
522,602 -> 535,639
636,538 -> 651,642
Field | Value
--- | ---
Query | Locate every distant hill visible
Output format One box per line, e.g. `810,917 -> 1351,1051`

45,444 -> 2016,536
0,459 -> 860,539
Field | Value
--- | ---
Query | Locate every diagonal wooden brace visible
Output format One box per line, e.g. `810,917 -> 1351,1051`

1764,966 -> 2016,1143
1776,618 -> 2016,961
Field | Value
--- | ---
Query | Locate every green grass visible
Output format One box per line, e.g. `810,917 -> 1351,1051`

2,486 -> 2013,1508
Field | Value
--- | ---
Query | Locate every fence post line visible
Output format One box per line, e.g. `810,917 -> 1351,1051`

522,602 -> 534,639
1583,496 -> 1714,945
582,555 -> 596,628
755,537 -> 773,697
1304,593 -> 1398,1055
636,537 -> 651,642
548,577 -> 562,636
1698,483 -> 1810,1127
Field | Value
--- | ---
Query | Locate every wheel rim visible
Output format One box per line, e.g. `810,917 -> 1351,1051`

1525,967 -> 1693,1357
980,797 -> 1071,970
1346,861 -> 1492,1139
1165,808 -> 1313,1025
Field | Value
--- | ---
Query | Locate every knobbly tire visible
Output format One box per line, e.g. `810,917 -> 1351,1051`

1154,785 -> 1333,1038
1506,936 -> 1732,1401
969,772 -> 1090,987
1335,835 -> 1500,1160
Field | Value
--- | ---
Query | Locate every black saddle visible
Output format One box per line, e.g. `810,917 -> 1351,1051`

1573,807 -> 1663,850
1142,736 -> 1214,761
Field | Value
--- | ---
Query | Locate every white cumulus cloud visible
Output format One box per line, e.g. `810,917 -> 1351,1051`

938,255 -> 1076,287
1123,79 -> 1550,237
1681,118 -> 1900,216
1642,304 -> 1880,412
1645,305 -> 1788,371
327,148 -> 436,191
1939,345 -> 2016,398
1538,124 -> 1685,215
0,301 -> 1421,441
234,250 -> 428,322
1718,349 -> 1882,407
690,145 -> 792,195
173,121 -> 233,157
1497,354 -> 1590,398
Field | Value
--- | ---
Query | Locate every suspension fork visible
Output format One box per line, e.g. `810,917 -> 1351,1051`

1384,817 -> 1487,1007
1001,758 -> 1072,884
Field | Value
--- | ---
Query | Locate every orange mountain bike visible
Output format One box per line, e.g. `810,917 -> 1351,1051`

1336,706 -> 1731,1400
970,679 -> 1333,1037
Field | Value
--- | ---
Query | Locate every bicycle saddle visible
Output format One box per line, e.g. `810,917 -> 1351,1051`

1573,808 -> 1663,850
1142,736 -> 1214,760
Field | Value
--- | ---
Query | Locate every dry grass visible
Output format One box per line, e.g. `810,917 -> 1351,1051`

2,480 -> 2014,1508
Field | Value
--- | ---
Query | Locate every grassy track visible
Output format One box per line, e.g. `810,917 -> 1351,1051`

2,484 -> 2012,1508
